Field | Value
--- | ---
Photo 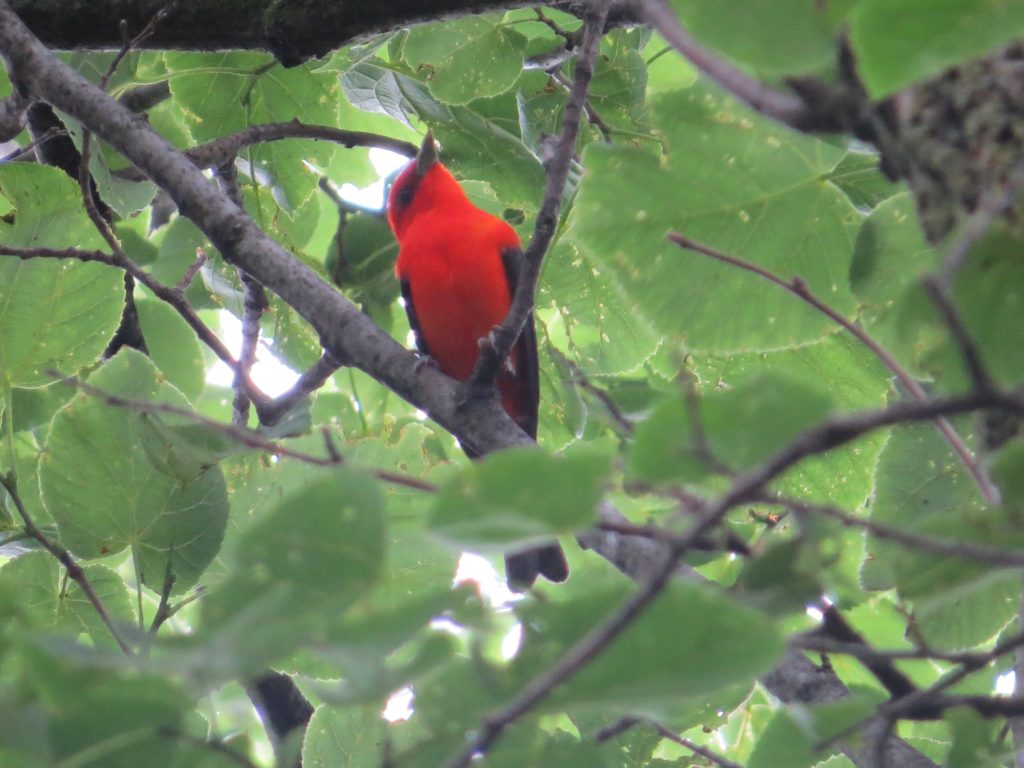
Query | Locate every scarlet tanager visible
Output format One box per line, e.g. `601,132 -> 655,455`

387,134 -> 569,591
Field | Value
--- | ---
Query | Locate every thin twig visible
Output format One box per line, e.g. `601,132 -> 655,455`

258,351 -> 344,426
175,248 -> 208,291
0,124 -> 63,162
533,7 -> 577,47
793,630 -> 1024,669
0,243 -> 118,264
819,628 -> 1024,747
147,560 -> 176,638
550,347 -> 633,435
921,276 -> 996,394
64,376 -> 437,492
0,471 -> 133,654
465,0 -> 611,397
774,496 -> 1024,567
114,121 -> 418,182
667,231 -> 1000,505
596,716 -> 742,768
446,388 -> 1020,768
551,70 -> 612,141
215,160 -> 269,427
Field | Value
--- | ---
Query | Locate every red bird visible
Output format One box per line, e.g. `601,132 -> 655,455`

387,134 -> 568,591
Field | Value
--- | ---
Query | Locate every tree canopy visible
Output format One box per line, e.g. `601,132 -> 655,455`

2,1 -> 1024,767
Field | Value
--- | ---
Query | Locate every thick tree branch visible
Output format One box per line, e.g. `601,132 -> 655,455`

7,0 -> 528,65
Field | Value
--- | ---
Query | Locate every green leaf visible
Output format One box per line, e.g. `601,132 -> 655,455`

861,425 -> 1021,605
528,581 -> 784,715
572,83 -> 857,352
402,15 -> 527,105
167,54 -> 339,208
541,239 -> 661,376
850,191 -> 939,371
303,706 -> 395,768
671,0 -> 841,78
429,444 -> 609,550
135,299 -> 205,401
40,349 -> 228,592
850,0 -> 1024,97
628,372 -> 835,484
0,552 -> 133,648
192,467 -> 386,677
586,32 -> 649,134
27,650 -> 189,768
326,211 -> 400,311
340,61 -> 545,210
747,709 -> 830,768
0,164 -> 123,388
914,570 -> 1020,650
692,333 -> 891,508
827,151 -> 903,211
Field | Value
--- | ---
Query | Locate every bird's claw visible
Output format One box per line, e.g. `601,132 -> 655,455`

413,354 -> 439,373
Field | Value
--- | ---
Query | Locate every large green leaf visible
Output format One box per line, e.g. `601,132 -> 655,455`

340,60 -> 544,210
167,54 -> 339,209
40,349 -> 228,592
523,581 -> 784,715
0,164 -> 123,388
572,82 -> 857,352
540,239 -> 661,376
692,332 -> 891,508
850,0 -> 1024,97
402,15 -> 527,105
628,372 -> 835,484
26,649 -> 189,768
671,0 -> 843,78
0,552 -> 133,648
429,444 -> 609,550
192,467 -> 387,677
135,299 -> 205,402
862,425 -> 1024,616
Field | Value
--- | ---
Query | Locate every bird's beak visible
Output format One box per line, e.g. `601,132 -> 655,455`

416,131 -> 438,177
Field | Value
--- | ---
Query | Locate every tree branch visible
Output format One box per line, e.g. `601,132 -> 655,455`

0,0 -> 532,458
667,231 -> 999,505
0,471 -> 133,654
114,121 -> 418,183
636,0 -> 835,131
467,0 -> 609,395
66,375 -> 438,492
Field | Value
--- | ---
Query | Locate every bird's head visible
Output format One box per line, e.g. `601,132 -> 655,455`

387,132 -> 465,240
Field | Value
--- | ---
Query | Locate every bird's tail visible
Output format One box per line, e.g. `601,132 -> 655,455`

505,542 -> 569,592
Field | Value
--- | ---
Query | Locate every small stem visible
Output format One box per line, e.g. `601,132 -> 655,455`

0,470 -> 133,655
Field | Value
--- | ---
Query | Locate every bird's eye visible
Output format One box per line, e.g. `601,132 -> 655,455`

396,187 -> 414,207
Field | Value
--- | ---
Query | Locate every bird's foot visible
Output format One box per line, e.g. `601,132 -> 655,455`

413,353 -> 439,374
